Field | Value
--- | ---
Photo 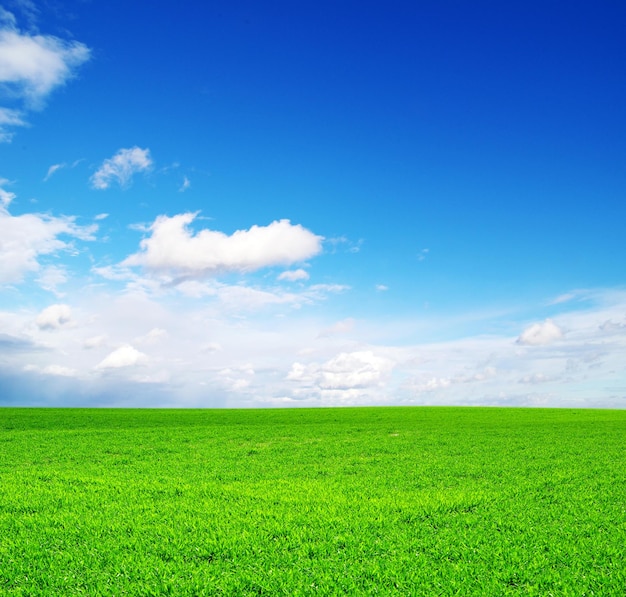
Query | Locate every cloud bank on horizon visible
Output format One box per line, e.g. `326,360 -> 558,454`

0,2 -> 625,407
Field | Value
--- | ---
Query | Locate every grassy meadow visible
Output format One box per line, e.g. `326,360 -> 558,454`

0,407 -> 624,595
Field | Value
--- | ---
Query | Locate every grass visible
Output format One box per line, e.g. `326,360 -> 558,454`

0,406 -> 624,595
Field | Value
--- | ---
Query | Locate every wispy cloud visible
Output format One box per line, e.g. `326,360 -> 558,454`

318,318 -> 355,337
0,201 -> 96,286
179,176 -> 190,192
278,268 -> 309,282
36,265 -> 68,296
0,178 -> 16,207
0,108 -> 26,142
90,147 -> 153,190
43,163 -> 65,181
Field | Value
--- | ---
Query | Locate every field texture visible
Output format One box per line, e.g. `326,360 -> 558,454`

0,407 -> 624,596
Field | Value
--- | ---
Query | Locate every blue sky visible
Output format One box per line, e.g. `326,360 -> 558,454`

1,0 -> 625,407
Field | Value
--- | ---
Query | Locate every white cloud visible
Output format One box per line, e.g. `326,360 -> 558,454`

518,372 -> 555,385
417,248 -> 429,261
2,284 -> 625,408
36,304 -> 72,330
218,365 -> 255,392
92,264 -> 136,282
43,163 -> 64,181
376,284 -> 388,291
599,319 -> 626,333
122,213 -> 323,278
96,345 -> 147,370
318,318 -> 355,337
3,3 -> 37,26
319,351 -> 393,389
175,279 -> 218,298
36,265 -> 68,295
0,17 -> 90,140
136,327 -> 168,345
0,178 -> 15,207
90,147 -> 153,190
83,335 -> 107,349
517,319 -> 563,346
550,292 -> 576,305
288,350 -> 394,393
278,268 -> 309,282
314,283 -> 348,293
201,342 -> 222,353
0,203 -> 96,285
216,285 -> 305,311
23,363 -> 78,377
420,377 -> 452,391
179,176 -> 190,192
0,108 -> 25,142
94,213 -> 109,221
0,25 -> 90,103
0,8 -> 17,27
42,364 -> 77,377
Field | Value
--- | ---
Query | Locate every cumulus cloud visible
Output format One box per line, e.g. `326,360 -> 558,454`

218,365 -> 255,392
96,345 -> 147,370
1,283 -> 624,407
90,147 -> 152,190
278,268 -> 309,282
288,350 -> 394,392
0,15 -> 90,139
517,319 -> 563,346
36,304 -> 72,330
122,213 -> 323,278
0,25 -> 90,103
0,203 -> 96,285
319,351 -> 392,389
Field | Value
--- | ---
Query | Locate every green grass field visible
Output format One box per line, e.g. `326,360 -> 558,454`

0,407 -> 624,596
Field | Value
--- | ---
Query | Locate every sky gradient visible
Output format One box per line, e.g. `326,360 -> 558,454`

1,0 -> 625,407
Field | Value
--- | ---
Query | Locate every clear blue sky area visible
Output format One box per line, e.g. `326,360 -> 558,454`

1,0 -> 625,407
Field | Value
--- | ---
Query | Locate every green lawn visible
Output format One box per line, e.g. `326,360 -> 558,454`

0,407 -> 624,595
